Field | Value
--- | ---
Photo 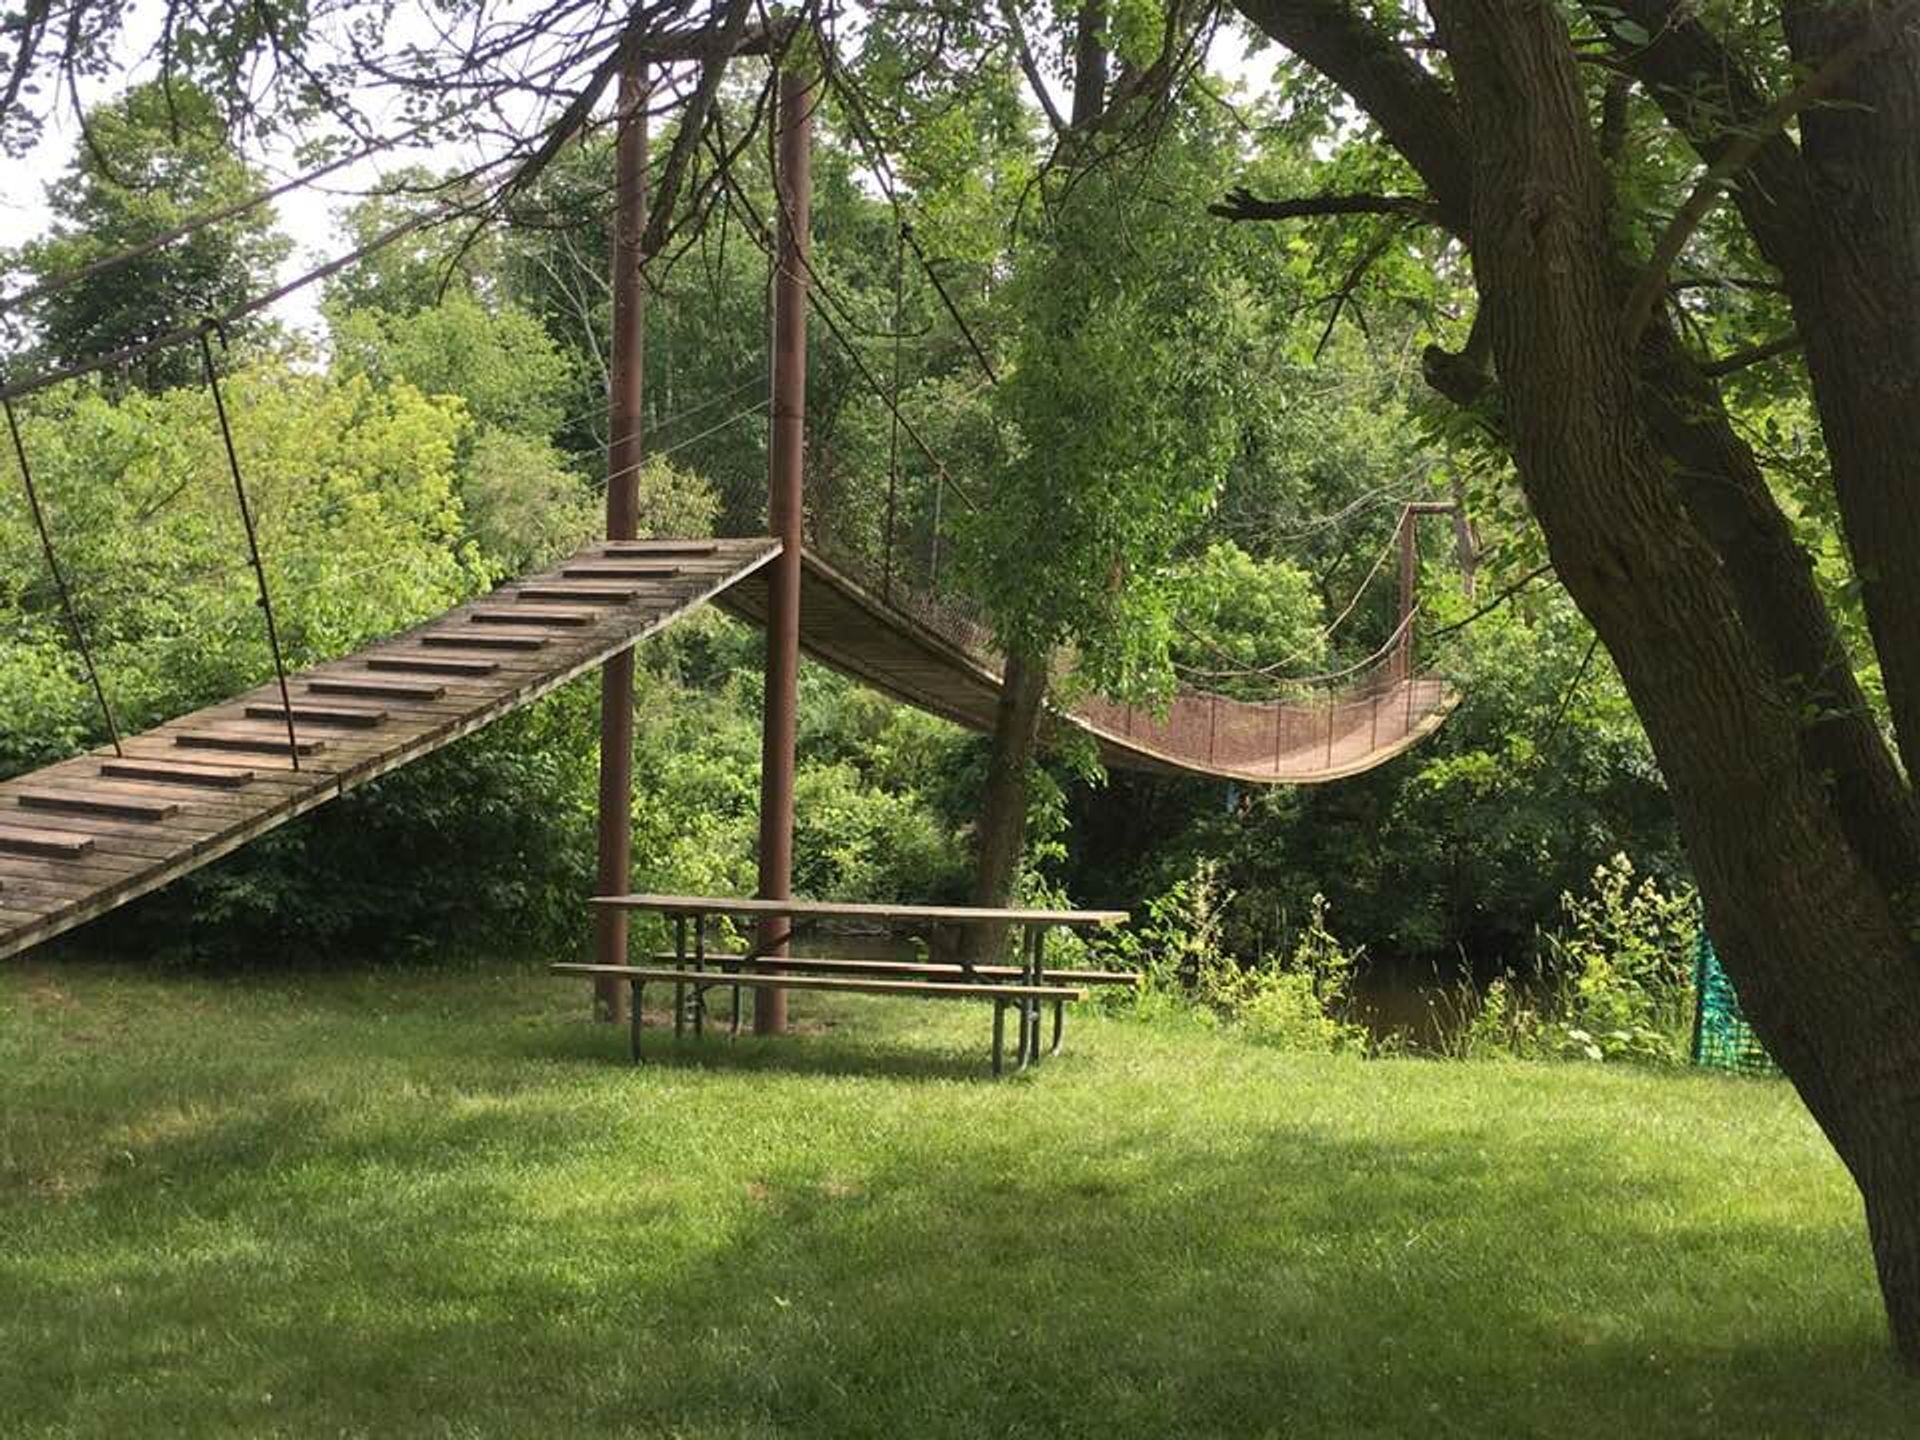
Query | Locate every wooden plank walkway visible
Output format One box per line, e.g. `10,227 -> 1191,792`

0,532 -> 1457,963
720,550 -> 1458,784
0,539 -> 779,961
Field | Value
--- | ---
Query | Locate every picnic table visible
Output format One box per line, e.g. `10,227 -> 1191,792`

552,893 -> 1132,1074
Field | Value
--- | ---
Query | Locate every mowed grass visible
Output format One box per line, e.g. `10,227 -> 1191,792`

1,962 -> 1911,1439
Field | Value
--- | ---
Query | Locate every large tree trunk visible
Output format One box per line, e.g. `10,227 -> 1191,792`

1778,3 -> 1920,782
966,0 -> 1111,943
967,647 -> 1050,960
1424,0 -> 1920,1367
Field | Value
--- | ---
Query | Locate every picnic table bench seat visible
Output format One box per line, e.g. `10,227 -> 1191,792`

642,951 -> 1142,987
553,961 -> 1086,1072
566,893 -> 1131,1075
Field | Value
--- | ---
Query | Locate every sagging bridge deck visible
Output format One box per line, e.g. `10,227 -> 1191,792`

0,538 -> 1454,962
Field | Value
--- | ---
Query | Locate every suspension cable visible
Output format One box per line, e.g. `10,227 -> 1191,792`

197,327 -> 302,772
709,135 -> 980,513
0,171 -> 507,406
3,396 -> 123,755
1172,514 -> 1409,682
883,222 -> 906,596
814,43 -> 1000,386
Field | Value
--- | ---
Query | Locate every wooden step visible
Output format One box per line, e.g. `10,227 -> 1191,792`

17,788 -> 180,823
562,564 -> 682,580
601,541 -> 716,556
470,606 -> 599,628
175,731 -> 327,757
0,824 -> 95,859
367,653 -> 500,676
514,583 -> 639,604
244,701 -> 388,728
422,631 -> 549,651
100,758 -> 256,789
309,676 -> 447,701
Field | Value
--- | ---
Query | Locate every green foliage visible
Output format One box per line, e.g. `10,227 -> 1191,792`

1167,541 -> 1327,699
1436,853 -> 1699,1067
1199,891 -> 1370,1054
5,80 -> 290,388
0,361 -> 483,744
1538,853 -> 1698,1064
330,291 -> 577,440
965,139 -> 1248,692
1086,862 -> 1367,1053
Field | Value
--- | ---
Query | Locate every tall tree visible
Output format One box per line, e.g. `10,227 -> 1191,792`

7,79 -> 289,389
963,0 -> 1231,952
1225,0 -> 1920,1364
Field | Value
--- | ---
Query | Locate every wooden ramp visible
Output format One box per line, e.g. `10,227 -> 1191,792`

0,539 -> 779,962
721,549 -> 1457,784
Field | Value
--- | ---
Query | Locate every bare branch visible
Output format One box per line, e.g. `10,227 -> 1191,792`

1700,331 -> 1803,379
1620,2 -> 1920,343
1209,185 -> 1445,226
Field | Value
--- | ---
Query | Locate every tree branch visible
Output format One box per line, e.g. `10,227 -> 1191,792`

1620,12 -> 1914,343
639,0 -> 755,258
1208,186 -> 1443,225
997,0 -> 1068,135
1232,0 -> 1473,234
1700,330 -> 1803,379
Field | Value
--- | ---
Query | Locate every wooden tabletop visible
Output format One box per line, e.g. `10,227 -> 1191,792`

590,893 -> 1129,927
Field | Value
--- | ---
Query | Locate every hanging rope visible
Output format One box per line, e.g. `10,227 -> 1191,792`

883,222 -> 906,598
3,396 -> 124,756
1171,515 -> 1409,684
196,327 -> 302,772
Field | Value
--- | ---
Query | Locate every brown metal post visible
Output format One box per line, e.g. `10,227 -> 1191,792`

592,60 -> 649,1024
754,61 -> 815,1036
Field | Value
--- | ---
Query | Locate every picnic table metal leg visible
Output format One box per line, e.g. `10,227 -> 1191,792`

1025,926 -> 1047,1066
673,914 -> 688,1040
992,999 -> 1008,1076
693,915 -> 707,1037
1049,998 -> 1066,1057
641,975 -> 656,1067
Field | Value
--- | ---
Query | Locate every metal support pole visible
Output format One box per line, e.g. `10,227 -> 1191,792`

754,61 -> 815,1037
593,60 -> 649,1025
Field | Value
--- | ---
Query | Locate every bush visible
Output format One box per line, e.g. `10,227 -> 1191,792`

1090,864 -> 1367,1052
1438,853 -> 1697,1065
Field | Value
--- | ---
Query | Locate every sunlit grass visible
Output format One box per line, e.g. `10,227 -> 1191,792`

1,961 -> 1910,1438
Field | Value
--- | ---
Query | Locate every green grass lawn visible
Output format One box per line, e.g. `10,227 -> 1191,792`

1,961 -> 1911,1438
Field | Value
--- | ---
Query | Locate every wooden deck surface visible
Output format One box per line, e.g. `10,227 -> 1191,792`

0,539 -> 779,961
719,550 -> 1458,784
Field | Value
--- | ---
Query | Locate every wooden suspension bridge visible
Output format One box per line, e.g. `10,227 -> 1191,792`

0,533 -> 1454,964
0,17 -> 1457,992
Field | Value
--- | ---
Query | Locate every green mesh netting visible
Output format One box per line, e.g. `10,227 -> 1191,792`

1690,931 -> 1777,1075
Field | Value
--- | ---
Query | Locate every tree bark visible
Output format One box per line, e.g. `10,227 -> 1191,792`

966,0 -> 1115,940
1232,0 -> 1920,1367
1423,0 -> 1920,1367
